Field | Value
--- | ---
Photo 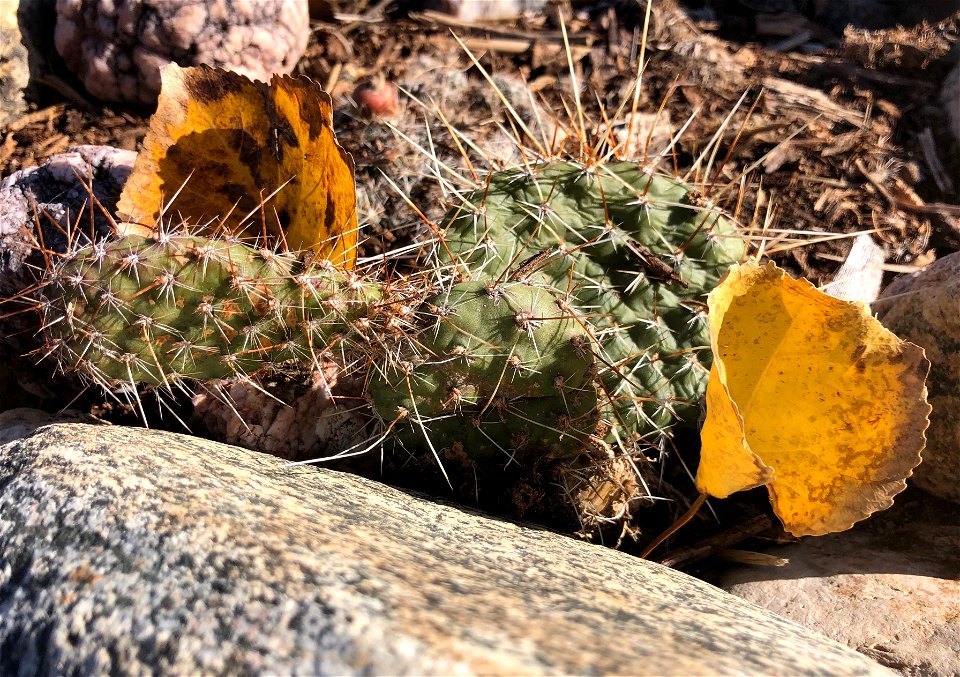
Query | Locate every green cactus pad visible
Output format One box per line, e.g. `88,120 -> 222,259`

41,234 -> 598,463
368,280 -> 598,462
43,234 -> 383,386
439,161 -> 747,448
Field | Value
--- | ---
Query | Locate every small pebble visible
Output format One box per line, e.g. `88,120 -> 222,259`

353,78 -> 399,118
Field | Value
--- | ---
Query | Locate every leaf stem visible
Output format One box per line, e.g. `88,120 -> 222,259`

640,492 -> 707,559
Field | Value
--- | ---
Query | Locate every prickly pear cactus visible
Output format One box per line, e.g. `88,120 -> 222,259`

439,161 -> 747,448
368,280 -> 598,463
41,232 -> 598,462
42,234 -> 384,387
37,159 -> 746,471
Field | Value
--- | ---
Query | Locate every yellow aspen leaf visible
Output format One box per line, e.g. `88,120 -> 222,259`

696,260 -> 930,536
117,64 -> 358,268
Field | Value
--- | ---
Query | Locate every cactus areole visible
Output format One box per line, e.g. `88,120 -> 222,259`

41,160 -> 746,462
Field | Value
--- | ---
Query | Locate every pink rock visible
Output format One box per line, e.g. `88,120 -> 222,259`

717,490 -> 960,675
874,252 -> 960,503
54,0 -> 310,105
353,79 -> 399,118
191,365 -> 369,462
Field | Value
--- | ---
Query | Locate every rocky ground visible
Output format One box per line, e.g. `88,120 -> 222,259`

0,0 -> 957,674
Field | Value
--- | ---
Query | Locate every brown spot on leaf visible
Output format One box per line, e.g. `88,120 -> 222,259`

185,66 -> 260,104
117,64 -> 357,268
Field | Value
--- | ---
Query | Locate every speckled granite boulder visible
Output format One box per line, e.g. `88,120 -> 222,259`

54,0 -> 309,104
0,412 -> 890,675
875,252 -> 960,503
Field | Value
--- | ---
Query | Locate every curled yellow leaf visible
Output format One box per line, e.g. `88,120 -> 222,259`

117,64 -> 358,268
696,261 -> 930,536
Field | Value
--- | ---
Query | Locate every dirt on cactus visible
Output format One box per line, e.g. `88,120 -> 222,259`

1,0 -> 958,563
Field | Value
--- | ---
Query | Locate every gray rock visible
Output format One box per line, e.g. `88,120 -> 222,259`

0,144 -> 135,276
0,408 -> 97,443
0,413 -> 890,675
874,251 -> 960,503
717,489 -> 960,676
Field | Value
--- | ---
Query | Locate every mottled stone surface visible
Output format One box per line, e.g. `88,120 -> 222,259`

0,145 -> 134,275
54,0 -> 309,104
875,252 -> 960,503
0,412 -> 889,675
0,0 -> 30,126
718,489 -> 960,676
